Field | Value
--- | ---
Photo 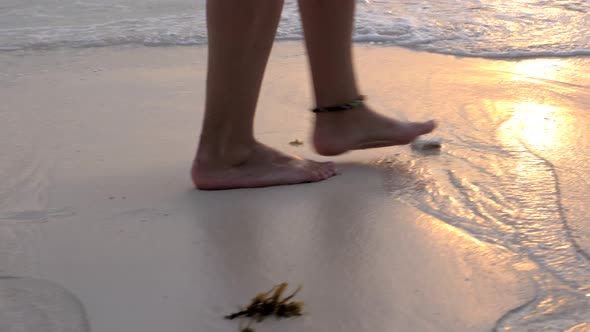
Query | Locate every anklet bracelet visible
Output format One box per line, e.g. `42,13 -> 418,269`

312,95 -> 365,113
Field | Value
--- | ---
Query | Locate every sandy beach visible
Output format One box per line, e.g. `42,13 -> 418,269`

2,42 -> 590,331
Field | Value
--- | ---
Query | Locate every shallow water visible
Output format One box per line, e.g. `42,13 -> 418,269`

373,57 -> 590,330
1,0 -> 589,58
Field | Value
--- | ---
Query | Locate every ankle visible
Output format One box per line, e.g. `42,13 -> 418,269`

313,94 -> 367,118
314,103 -> 370,125
195,138 -> 257,168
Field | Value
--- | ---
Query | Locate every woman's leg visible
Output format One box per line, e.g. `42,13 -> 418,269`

298,0 -> 436,156
193,0 -> 336,190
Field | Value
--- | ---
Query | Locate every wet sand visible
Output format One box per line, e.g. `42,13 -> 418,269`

2,42 -> 589,331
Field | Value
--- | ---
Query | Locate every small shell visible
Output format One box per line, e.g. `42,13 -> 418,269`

411,137 -> 442,150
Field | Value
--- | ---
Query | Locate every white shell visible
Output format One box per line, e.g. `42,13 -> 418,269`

411,137 -> 442,150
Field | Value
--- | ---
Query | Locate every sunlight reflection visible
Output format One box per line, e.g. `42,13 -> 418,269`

495,100 -> 575,182
511,58 -> 565,82
513,260 -> 538,272
498,102 -> 558,150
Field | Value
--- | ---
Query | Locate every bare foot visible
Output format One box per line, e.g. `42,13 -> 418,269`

192,143 -> 337,190
313,105 -> 436,156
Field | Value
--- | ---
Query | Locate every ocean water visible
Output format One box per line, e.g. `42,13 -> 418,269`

0,0 -> 589,58
389,95 -> 590,331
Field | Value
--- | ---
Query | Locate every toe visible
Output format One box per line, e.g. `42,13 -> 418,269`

315,165 -> 330,180
302,162 -> 322,181
310,162 -> 332,180
320,161 -> 338,178
415,120 -> 437,135
322,168 -> 334,179
323,167 -> 338,179
318,162 -> 335,176
325,163 -> 338,177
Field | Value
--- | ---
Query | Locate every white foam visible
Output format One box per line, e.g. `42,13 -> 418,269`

1,0 -> 589,59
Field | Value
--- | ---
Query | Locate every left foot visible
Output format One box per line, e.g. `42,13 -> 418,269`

313,105 -> 436,156
192,142 -> 337,190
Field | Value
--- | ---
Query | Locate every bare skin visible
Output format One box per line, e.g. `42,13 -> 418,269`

192,0 -> 436,190
194,144 -> 337,190
313,107 -> 436,156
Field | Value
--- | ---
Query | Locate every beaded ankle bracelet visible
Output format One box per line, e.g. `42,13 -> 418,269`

312,95 -> 366,113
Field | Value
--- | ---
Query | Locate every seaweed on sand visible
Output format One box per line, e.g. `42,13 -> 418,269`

225,283 -> 304,332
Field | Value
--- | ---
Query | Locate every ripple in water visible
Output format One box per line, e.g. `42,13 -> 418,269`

382,100 -> 590,330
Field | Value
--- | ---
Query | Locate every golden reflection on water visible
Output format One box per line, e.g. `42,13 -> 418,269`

499,102 -> 559,150
490,57 -> 579,187
491,58 -> 576,153
496,102 -> 568,196
511,58 -> 565,82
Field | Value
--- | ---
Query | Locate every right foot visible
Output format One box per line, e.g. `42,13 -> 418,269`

192,143 -> 337,190
313,104 -> 436,156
